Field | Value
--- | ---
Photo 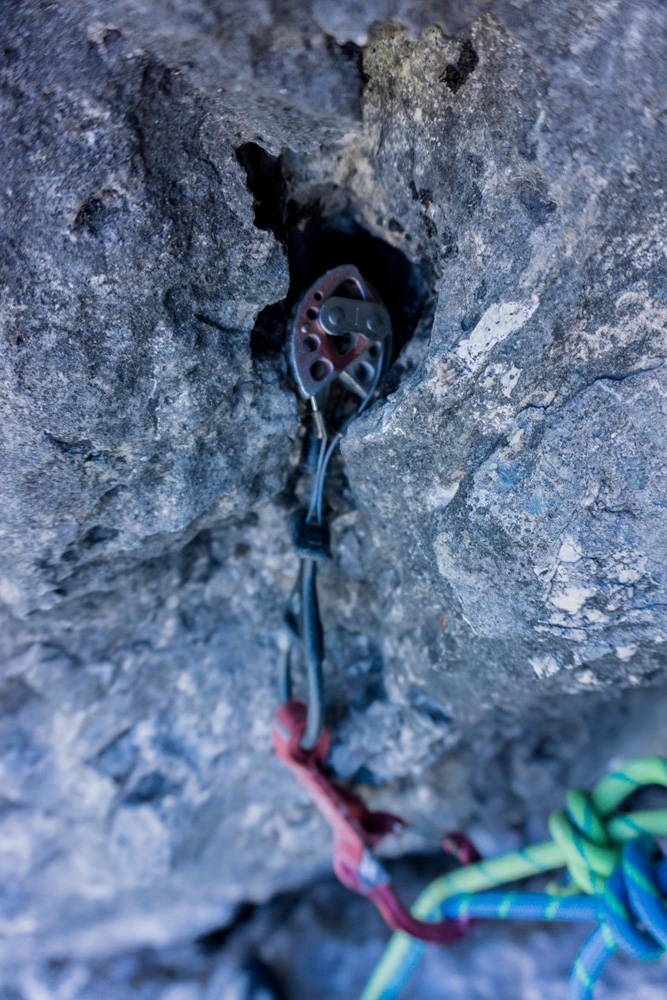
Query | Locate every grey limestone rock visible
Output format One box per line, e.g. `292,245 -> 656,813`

0,0 -> 666,993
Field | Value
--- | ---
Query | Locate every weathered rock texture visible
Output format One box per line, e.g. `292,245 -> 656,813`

1,0 -> 666,994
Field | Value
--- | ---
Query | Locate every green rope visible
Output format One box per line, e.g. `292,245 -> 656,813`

361,757 -> 667,1000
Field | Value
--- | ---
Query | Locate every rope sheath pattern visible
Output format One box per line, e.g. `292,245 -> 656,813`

361,757 -> 667,1000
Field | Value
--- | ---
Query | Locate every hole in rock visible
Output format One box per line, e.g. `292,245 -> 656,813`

439,39 -> 479,93
236,142 -> 435,379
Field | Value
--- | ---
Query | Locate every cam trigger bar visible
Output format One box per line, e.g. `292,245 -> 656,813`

272,699 -> 477,944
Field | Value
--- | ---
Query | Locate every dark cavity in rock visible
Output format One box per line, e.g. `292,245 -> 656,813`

235,142 -> 435,373
439,39 -> 479,93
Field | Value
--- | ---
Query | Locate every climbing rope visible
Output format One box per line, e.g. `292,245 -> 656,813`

275,265 -> 667,998
361,756 -> 667,1000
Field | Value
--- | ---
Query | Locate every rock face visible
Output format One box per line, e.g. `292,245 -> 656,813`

1,0 -> 666,994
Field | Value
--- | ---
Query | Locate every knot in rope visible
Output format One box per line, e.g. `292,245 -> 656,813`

548,789 -> 620,895
363,757 -> 667,1000
601,839 -> 667,961
570,840 -> 667,999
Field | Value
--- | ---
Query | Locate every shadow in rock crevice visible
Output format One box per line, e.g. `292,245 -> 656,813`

235,142 -> 436,381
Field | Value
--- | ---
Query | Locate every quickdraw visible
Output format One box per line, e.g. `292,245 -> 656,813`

274,264 -> 667,998
276,263 -> 477,943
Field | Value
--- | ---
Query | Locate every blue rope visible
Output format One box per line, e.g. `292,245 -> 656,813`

568,843 -> 667,1000
444,847 -> 667,1000
366,848 -> 667,1000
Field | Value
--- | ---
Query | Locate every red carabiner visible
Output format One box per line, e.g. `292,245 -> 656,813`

272,700 -> 477,944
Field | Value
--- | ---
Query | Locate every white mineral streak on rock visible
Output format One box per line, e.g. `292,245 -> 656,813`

427,356 -> 458,398
500,366 -> 522,397
425,480 -> 461,510
478,362 -> 522,398
558,537 -> 583,563
455,295 -> 539,371
530,654 -> 560,679
549,585 -> 595,614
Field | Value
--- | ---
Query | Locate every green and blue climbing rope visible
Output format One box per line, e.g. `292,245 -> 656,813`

362,756 -> 667,1000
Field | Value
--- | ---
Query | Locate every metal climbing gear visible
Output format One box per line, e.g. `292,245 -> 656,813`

279,265 -> 392,751
276,264 -> 479,943
288,264 -> 391,401
273,699 -> 477,944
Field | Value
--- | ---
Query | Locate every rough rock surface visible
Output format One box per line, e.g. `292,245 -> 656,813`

1,0 -> 666,995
